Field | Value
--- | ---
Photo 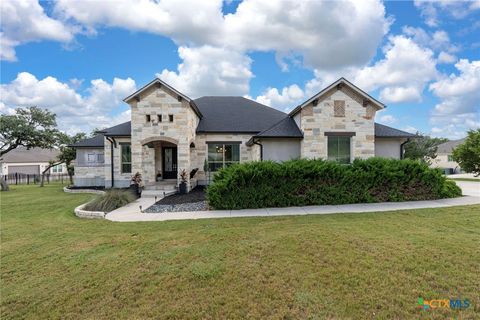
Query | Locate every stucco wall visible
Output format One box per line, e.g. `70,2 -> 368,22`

374,138 -> 405,159
431,153 -> 462,173
298,86 -> 377,160
261,139 -> 301,162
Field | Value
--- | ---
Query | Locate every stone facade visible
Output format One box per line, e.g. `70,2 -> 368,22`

128,85 -> 198,190
73,79 -> 402,190
104,137 -> 132,188
298,87 -> 377,160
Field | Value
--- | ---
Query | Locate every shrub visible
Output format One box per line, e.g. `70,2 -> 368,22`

84,189 -> 137,212
206,158 -> 462,210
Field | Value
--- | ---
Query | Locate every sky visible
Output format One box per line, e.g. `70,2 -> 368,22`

1,0 -> 479,139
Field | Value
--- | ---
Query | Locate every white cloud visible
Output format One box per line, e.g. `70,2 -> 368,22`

255,84 -> 304,111
54,0 -> 224,46
353,35 -> 437,103
0,0 -> 74,61
377,114 -> 397,125
414,0 -> 480,27
0,72 -> 136,133
429,59 -> 480,138
157,46 -> 253,98
402,126 -> 419,134
402,26 -> 458,54
222,0 -> 391,70
437,51 -> 457,64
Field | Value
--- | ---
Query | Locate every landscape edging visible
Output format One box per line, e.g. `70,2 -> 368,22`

64,187 -> 106,219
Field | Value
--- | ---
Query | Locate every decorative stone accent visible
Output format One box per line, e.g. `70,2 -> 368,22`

334,100 -> 345,117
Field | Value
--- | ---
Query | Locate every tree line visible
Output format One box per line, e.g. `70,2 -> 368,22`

0,107 -> 97,191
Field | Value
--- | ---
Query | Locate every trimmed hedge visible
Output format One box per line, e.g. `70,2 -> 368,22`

206,158 -> 462,210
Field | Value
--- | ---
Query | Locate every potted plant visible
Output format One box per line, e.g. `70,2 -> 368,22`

130,172 -> 144,197
156,171 -> 162,182
179,169 -> 188,194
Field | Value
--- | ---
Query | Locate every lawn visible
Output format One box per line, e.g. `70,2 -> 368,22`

1,184 -> 479,319
447,177 -> 480,182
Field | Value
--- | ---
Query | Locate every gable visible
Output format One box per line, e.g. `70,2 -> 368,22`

289,77 -> 385,117
123,78 -> 202,118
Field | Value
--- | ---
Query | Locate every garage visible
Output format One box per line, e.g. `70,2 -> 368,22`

8,165 -> 40,175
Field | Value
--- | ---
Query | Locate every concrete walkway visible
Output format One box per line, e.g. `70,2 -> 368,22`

105,181 -> 479,222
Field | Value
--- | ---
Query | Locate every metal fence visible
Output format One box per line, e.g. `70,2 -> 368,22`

3,173 -> 71,185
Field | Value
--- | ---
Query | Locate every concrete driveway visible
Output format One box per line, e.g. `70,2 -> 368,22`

455,181 -> 480,197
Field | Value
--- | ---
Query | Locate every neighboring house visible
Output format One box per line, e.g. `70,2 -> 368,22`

0,147 -> 67,176
431,138 -> 466,174
71,77 -> 415,190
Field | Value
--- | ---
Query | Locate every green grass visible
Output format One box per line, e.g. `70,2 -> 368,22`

447,177 -> 480,182
1,184 -> 479,319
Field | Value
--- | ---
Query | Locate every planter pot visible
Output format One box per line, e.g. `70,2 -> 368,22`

130,184 -> 142,198
179,182 -> 187,194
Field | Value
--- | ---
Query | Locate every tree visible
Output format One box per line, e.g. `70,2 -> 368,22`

404,134 -> 448,164
452,129 -> 480,176
39,132 -> 87,187
0,107 -> 59,191
58,132 -> 87,185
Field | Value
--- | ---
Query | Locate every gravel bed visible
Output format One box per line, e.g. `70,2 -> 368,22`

145,201 -> 208,213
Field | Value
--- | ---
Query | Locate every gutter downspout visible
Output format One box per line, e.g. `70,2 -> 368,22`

400,138 -> 410,160
252,138 -> 263,161
105,137 -> 117,188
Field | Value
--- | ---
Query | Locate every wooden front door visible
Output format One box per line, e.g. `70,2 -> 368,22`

162,147 -> 177,179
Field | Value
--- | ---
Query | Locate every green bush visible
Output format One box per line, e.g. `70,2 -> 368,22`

84,189 -> 137,212
206,158 -> 462,210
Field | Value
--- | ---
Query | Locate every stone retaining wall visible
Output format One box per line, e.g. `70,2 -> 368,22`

74,203 -> 106,219
63,186 -> 105,194
64,187 -> 106,219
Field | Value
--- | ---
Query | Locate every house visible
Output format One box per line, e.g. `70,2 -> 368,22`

71,77 -> 415,191
431,138 -> 466,174
0,147 -> 67,176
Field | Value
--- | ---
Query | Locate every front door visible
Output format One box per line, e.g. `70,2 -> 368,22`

162,147 -> 178,179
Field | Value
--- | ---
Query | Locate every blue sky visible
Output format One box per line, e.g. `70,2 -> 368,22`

1,0 -> 479,138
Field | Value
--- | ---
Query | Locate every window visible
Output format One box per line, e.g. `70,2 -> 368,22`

328,136 -> 351,164
334,100 -> 345,117
146,115 -> 151,122
97,153 -> 104,163
52,164 -> 63,173
121,144 -> 132,173
207,143 -> 240,171
448,155 -> 454,162
157,115 -> 162,122
87,154 -> 96,163
169,114 -> 174,122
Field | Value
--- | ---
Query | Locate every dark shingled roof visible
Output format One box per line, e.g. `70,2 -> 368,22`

71,100 -> 415,143
437,138 -> 466,154
100,121 -> 131,136
255,117 -> 303,138
0,147 -> 59,163
375,123 -> 416,138
194,96 -> 287,133
70,135 -> 105,148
